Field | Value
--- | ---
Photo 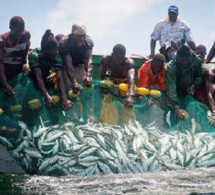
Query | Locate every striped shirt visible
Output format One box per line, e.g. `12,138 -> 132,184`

0,30 -> 29,78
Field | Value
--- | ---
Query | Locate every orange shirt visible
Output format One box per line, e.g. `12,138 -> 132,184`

138,61 -> 166,91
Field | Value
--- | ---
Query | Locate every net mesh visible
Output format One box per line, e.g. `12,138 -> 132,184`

0,73 -> 214,175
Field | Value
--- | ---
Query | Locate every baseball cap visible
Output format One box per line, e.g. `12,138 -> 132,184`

168,5 -> 179,14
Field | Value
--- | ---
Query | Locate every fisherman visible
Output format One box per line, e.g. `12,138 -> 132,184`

59,23 -> 94,93
0,16 -> 31,95
100,44 -> 135,107
165,45 -> 203,119
138,54 -> 166,91
206,41 -> 215,63
150,5 -> 195,59
29,30 -> 73,110
194,64 -> 215,127
195,44 -> 207,63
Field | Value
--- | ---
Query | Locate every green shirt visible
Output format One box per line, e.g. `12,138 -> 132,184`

165,53 -> 203,106
29,48 -> 64,88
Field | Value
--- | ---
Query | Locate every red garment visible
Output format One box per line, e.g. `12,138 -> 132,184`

194,82 -> 215,108
138,61 -> 166,91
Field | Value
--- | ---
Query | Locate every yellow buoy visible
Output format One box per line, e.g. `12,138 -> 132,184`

150,90 -> 162,98
28,99 -> 42,110
0,108 -> 3,115
181,109 -> 189,119
51,95 -> 60,103
10,105 -> 23,112
137,88 -> 150,96
119,83 -> 129,92
68,90 -> 81,98
100,80 -> 114,88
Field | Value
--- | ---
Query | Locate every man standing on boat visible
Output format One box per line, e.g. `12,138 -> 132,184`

59,23 -> 94,93
0,16 -> 31,95
150,5 -> 196,59
165,45 -> 203,119
100,44 -> 135,107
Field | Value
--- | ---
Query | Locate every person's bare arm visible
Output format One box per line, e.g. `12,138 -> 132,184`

0,39 -> 15,95
149,39 -> 156,59
23,32 -> 31,75
33,67 -> 55,107
125,59 -> 135,107
206,41 -> 215,64
62,54 -> 82,93
187,41 -> 196,51
83,49 -> 93,86
100,57 -> 108,80
206,80 -> 215,127
56,70 -> 73,110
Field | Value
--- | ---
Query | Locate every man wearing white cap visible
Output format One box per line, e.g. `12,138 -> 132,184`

150,5 -> 196,59
59,23 -> 94,93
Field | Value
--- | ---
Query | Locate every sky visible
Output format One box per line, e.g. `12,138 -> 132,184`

0,0 -> 215,57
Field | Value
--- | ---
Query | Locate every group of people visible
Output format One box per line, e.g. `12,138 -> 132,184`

1,5 -> 215,127
0,16 -> 94,110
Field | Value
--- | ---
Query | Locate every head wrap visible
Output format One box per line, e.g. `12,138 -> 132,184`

72,23 -> 86,35
41,29 -> 58,51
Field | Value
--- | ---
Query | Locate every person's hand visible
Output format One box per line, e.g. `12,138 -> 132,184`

209,112 -> 215,128
23,64 -> 31,75
62,99 -> 73,110
149,54 -> 154,59
102,88 -> 109,94
45,95 -> 55,107
72,81 -> 82,93
83,75 -> 93,87
124,95 -> 135,107
174,106 -> 185,120
4,84 -> 15,96
187,84 -> 195,95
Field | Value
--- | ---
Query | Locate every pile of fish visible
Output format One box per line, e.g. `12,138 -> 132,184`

1,118 -> 215,176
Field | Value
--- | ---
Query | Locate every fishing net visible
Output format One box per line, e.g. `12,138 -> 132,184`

0,72 -> 215,176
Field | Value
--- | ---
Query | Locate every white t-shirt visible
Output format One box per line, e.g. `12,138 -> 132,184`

151,18 -> 194,47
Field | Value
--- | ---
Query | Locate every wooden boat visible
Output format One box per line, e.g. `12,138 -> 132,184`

0,145 -> 24,174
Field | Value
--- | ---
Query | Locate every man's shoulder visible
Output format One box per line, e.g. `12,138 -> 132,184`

177,18 -> 189,27
25,30 -> 31,40
155,19 -> 167,26
85,35 -> 94,48
125,57 -> 135,67
101,55 -> 111,64
141,60 -> 151,69
29,48 -> 41,61
191,53 -> 202,64
59,35 -> 69,46
165,58 -> 177,72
